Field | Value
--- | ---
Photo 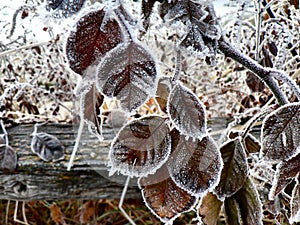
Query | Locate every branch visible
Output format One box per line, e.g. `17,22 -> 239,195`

218,38 -> 288,105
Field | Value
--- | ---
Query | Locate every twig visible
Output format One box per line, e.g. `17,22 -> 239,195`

218,38 -> 288,105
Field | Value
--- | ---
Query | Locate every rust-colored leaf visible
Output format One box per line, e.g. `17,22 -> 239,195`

96,41 -> 158,113
139,164 -> 196,223
66,8 -> 123,75
110,115 -> 171,177
214,138 -> 248,199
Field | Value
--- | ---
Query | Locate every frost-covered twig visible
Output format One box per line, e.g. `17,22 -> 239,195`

218,38 -> 288,105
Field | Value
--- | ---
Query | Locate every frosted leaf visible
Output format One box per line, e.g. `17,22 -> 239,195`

269,152 -> 300,200
180,25 -> 209,56
96,41 -> 158,113
138,164 -> 197,223
81,84 -> 104,140
66,7 -> 122,75
167,134 -> 223,196
224,178 -> 263,225
159,1 -> 220,58
46,0 -> 86,18
155,76 -> 174,113
141,0 -> 161,32
214,138 -> 249,199
167,82 -> 206,139
290,175 -> 300,224
197,192 -> 223,225
110,115 -> 171,177
31,132 -> 65,162
261,103 -> 300,162
0,145 -> 17,172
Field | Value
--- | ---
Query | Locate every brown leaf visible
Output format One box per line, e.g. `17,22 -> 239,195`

269,152 -> 300,200
290,175 -> 300,224
139,164 -> 196,223
167,83 -> 206,139
96,41 -> 158,113
214,138 -> 248,199
66,8 -> 122,75
224,178 -> 263,225
50,203 -> 66,225
110,115 -> 171,177
81,84 -> 104,139
261,102 -> 300,161
0,145 -> 17,172
198,192 -> 223,225
167,135 -> 222,196
155,76 -> 173,113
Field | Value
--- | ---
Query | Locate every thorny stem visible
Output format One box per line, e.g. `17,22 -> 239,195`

218,38 -> 288,105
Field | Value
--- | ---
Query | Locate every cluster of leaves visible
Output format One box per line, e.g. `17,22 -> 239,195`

1,0 -> 300,224
63,0 -> 300,224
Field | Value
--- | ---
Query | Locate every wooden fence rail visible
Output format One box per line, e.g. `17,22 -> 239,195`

0,118 -> 252,201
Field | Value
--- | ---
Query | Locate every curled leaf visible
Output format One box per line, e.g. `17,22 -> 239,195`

167,134 -> 222,196
31,132 -> 65,162
261,102 -> 300,162
110,115 -> 171,177
0,145 -> 17,172
167,82 -> 206,139
155,76 -> 173,113
66,7 -> 123,75
81,84 -> 104,140
214,138 -> 248,199
96,41 -> 158,113
139,164 -> 196,223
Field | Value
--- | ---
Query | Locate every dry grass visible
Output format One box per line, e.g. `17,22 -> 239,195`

0,199 -> 198,225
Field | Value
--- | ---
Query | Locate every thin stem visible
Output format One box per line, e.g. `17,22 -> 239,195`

0,120 -> 9,146
119,176 -> 136,225
218,38 -> 288,105
172,47 -> 182,82
0,41 -> 55,58
255,0 -> 262,61
67,110 -> 85,171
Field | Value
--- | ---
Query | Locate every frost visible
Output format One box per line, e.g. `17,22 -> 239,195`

167,134 -> 223,197
138,164 -> 197,223
109,115 -> 171,177
214,138 -> 249,199
260,102 -> 300,162
167,82 -> 207,140
96,41 -> 159,113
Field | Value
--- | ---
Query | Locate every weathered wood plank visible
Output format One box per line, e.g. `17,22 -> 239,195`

0,118 -> 241,201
